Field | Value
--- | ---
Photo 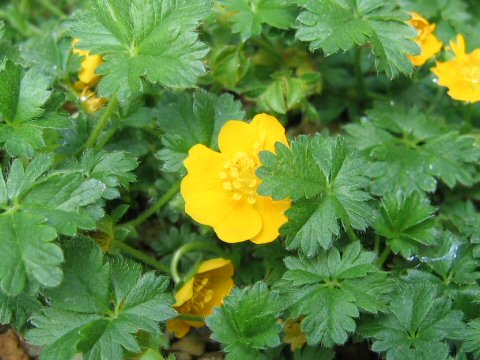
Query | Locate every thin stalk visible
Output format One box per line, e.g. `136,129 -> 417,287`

36,0 -> 65,17
95,123 -> 120,151
345,224 -> 359,242
374,235 -> 380,255
175,314 -> 205,322
112,240 -> 170,273
171,241 -> 226,284
377,246 -> 392,267
85,93 -> 119,149
124,181 -> 181,228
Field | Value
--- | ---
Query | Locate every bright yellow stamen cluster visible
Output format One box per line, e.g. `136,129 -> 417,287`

220,151 -> 259,204
178,276 -> 214,314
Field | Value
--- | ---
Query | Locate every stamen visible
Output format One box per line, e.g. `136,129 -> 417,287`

219,151 -> 261,205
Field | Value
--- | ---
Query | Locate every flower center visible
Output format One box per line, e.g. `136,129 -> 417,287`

219,151 -> 259,205
180,275 -> 214,314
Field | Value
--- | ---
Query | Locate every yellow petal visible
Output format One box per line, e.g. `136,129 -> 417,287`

213,200 -> 263,243
181,144 -> 231,226
197,258 -> 233,274
218,120 -> 257,156
250,113 -> 289,153
198,277 -> 234,316
174,278 -> 194,307
450,34 -> 466,57
251,196 -> 291,244
218,114 -> 287,157
167,319 -> 191,339
78,54 -> 103,85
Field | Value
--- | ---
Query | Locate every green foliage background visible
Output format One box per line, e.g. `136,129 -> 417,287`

1,0 -> 480,359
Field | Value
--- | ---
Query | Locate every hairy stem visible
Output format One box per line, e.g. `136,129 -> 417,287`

124,181 -> 181,228
377,246 -> 392,267
171,241 -> 226,284
112,240 -> 170,273
85,93 -> 119,149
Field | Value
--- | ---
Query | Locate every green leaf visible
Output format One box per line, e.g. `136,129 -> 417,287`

0,150 -> 136,236
258,135 -> 373,255
359,282 -> 465,360
280,242 -> 391,347
258,72 -> 322,115
296,0 -> 419,78
80,150 -> 138,199
27,239 -> 176,360
219,0 -> 297,40
0,289 -> 41,330
206,281 -> 284,359
375,192 -> 437,258
345,103 -> 480,195
208,45 -> 250,88
463,319 -> 480,357
72,0 -> 212,100
0,61 -> 58,158
156,90 -> 245,173
0,213 -> 63,296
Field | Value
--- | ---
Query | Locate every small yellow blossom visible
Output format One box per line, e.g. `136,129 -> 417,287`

181,114 -> 291,244
408,12 -> 443,66
80,89 -> 107,113
72,39 -> 104,89
167,258 -> 234,338
431,35 -> 480,103
283,318 -> 307,352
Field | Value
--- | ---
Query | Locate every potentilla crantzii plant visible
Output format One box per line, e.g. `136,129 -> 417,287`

0,0 -> 480,359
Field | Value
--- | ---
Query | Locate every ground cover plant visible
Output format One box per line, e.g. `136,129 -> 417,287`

1,0 -> 480,359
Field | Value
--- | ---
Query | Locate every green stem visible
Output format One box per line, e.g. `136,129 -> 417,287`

95,123 -> 120,151
85,93 -> 119,149
175,314 -> 205,322
374,235 -> 380,255
171,241 -> 226,284
354,46 -> 366,97
112,240 -> 170,273
36,0 -> 65,17
124,181 -> 181,228
377,246 -> 392,267
345,224 -> 359,242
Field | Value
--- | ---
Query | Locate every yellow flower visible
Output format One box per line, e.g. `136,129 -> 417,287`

167,258 -> 234,338
431,35 -> 480,103
79,89 -> 107,113
181,114 -> 291,244
72,39 -> 107,113
408,12 -> 443,66
283,318 -> 307,352
72,39 -> 104,89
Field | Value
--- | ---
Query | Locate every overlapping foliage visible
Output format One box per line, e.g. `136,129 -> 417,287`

1,0 -> 480,359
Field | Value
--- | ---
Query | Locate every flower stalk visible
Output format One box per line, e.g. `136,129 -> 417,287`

85,93 -> 119,149
112,240 -> 170,273
124,181 -> 181,228
170,241 -> 227,284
